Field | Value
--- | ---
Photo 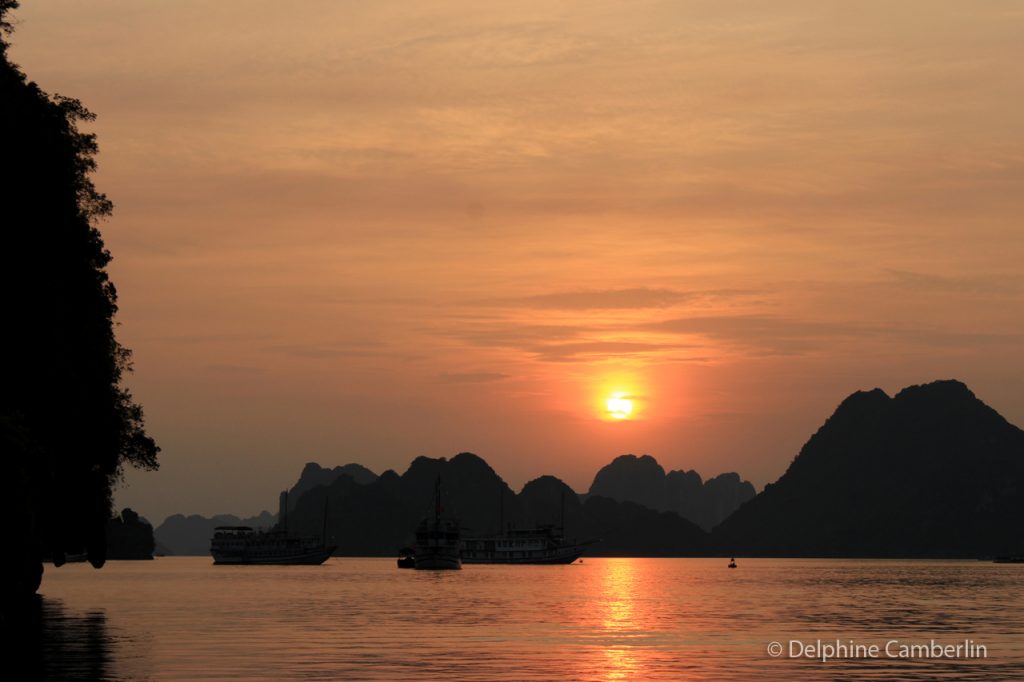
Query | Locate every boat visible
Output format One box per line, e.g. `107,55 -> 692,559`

462,489 -> 597,564
728,557 -> 737,568
210,526 -> 335,565
397,547 -> 416,569
210,494 -> 335,565
462,525 -> 594,564
993,556 -> 1024,564
414,476 -> 462,570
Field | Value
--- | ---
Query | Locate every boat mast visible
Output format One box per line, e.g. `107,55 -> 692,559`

498,484 -> 504,534
321,497 -> 329,549
435,475 -> 442,526
560,488 -> 565,538
280,490 -> 289,533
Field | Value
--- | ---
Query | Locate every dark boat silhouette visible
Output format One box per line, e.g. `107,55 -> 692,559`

397,547 -> 416,568
728,557 -> 737,568
210,494 -> 334,565
413,476 -> 462,570
463,489 -> 596,564
210,526 -> 335,565
463,526 -> 595,564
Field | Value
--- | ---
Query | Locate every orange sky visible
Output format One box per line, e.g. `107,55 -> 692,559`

11,1 -> 1024,522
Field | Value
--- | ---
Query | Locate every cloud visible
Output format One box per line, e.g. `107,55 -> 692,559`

454,323 -> 590,350
262,342 -> 397,359
482,287 -> 700,310
205,363 -> 267,375
527,340 -> 692,363
646,314 -> 1023,355
883,270 -> 1023,296
437,371 -> 510,383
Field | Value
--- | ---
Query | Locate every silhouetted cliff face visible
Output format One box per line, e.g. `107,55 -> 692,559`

285,452 -> 710,556
105,509 -> 154,560
582,496 -> 709,557
588,454 -> 756,530
286,462 -> 377,509
714,380 -> 1024,558
288,453 -> 521,554
154,511 -> 276,556
589,454 -> 669,510
517,476 -> 584,534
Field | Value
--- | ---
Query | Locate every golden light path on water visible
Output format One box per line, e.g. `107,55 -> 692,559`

26,557 -> 1024,680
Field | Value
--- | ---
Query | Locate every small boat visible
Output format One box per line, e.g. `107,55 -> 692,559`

397,547 -> 416,569
993,556 -> 1024,564
414,476 -> 462,570
728,557 -> 737,568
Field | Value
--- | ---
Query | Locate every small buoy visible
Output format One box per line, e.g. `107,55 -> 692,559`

728,557 -> 737,568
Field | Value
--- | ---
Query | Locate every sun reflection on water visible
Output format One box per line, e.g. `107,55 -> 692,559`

600,559 -> 638,632
597,559 -> 643,680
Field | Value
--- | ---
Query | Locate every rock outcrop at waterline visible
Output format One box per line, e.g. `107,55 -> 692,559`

105,509 -> 156,560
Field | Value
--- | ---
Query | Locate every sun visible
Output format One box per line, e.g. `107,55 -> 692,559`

605,392 -> 634,420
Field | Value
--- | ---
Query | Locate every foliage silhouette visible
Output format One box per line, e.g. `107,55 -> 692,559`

1,1 -> 158,604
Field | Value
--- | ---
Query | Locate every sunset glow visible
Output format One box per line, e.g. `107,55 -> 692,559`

8,1 -> 1024,678
605,393 -> 634,421
8,1 -> 1024,521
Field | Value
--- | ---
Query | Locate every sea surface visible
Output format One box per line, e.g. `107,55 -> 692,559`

16,557 -> 1024,680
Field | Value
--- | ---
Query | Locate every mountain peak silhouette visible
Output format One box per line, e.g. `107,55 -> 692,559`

588,453 -> 754,530
715,379 -> 1024,557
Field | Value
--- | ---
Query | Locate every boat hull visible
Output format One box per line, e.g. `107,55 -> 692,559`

212,546 -> 335,565
414,551 -> 461,570
461,547 -> 585,565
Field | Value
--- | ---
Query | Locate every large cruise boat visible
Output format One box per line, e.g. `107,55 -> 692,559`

414,476 -> 462,570
209,526 -> 335,565
462,525 -> 594,564
210,492 -> 335,565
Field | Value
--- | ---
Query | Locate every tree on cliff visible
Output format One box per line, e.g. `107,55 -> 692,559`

1,1 -> 159,601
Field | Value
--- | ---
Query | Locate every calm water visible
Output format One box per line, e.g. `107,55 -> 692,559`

16,557 -> 1024,680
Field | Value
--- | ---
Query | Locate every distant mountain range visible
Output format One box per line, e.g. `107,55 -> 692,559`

153,379 -> 1024,558
155,511 -> 277,556
155,454 -> 739,556
286,453 -> 710,557
283,462 -> 378,509
588,454 -> 755,530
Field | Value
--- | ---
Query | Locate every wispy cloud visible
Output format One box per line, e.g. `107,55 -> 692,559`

883,270 -> 1023,296
527,340 -> 691,363
482,287 -> 711,310
437,371 -> 509,383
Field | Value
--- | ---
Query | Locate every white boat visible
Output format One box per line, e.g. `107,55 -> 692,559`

462,525 -> 593,564
210,494 -> 334,565
210,526 -> 335,565
462,488 -> 596,564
